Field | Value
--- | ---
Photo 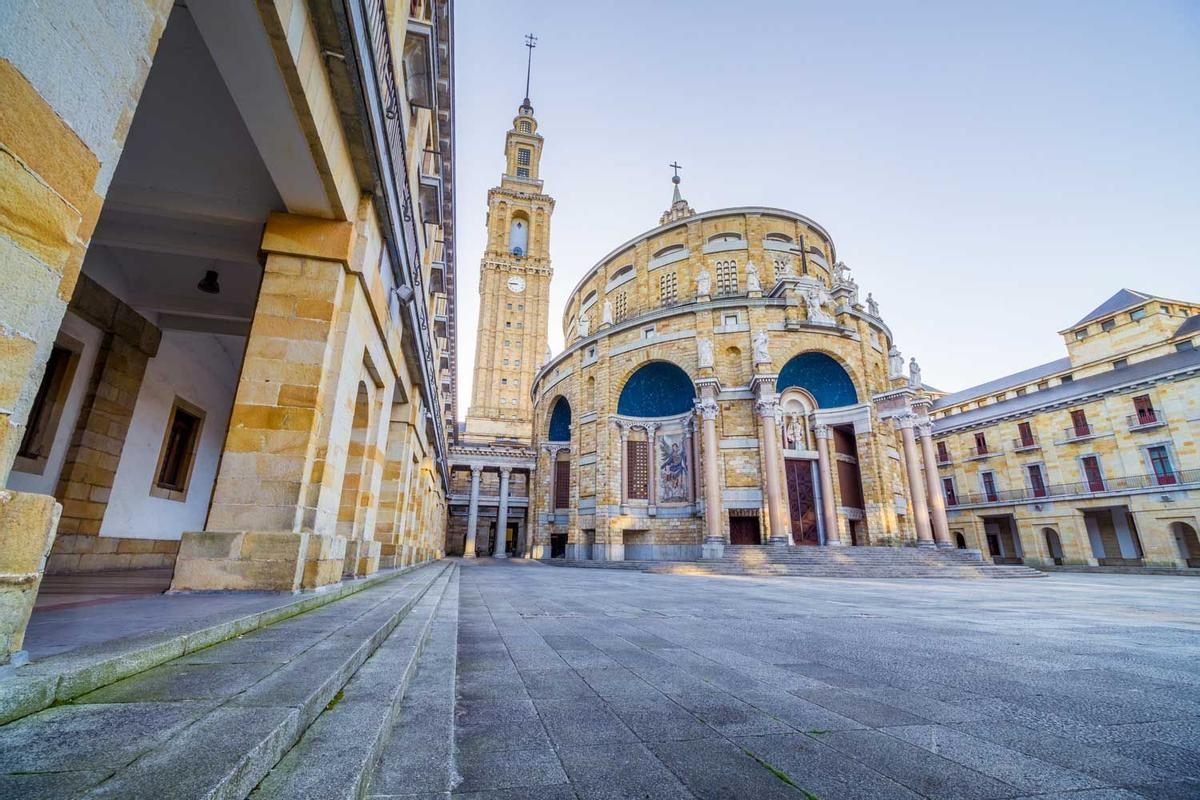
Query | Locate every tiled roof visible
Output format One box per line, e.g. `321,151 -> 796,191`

932,357 -> 1071,409
1174,314 -> 1200,338
1072,289 -> 1154,327
932,347 -> 1200,431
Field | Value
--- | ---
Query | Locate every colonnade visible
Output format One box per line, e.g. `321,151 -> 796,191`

462,464 -> 527,558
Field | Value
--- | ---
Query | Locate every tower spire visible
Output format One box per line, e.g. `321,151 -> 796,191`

521,33 -> 537,113
660,161 -> 695,224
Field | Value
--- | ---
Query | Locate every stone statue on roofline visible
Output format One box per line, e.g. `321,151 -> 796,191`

909,357 -> 922,389
888,345 -> 904,379
866,292 -> 880,317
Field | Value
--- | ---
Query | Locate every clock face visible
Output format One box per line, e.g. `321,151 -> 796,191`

507,276 -> 526,294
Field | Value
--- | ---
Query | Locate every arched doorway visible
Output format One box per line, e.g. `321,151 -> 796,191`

1043,527 -> 1065,565
954,532 -> 967,549
1172,521 -> 1200,568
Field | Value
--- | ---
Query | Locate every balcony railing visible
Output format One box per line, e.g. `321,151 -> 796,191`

936,452 -> 953,466
1127,410 -> 1166,431
947,468 -> 1199,507
1012,436 -> 1040,452
1063,423 -> 1096,442
966,445 -> 1000,460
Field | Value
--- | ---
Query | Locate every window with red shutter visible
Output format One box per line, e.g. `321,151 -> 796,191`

1017,421 -> 1034,447
1071,409 -> 1089,437
936,441 -> 949,462
974,432 -> 988,455
942,477 -> 957,505
1081,456 -> 1104,492
554,459 -> 571,509
626,440 -> 649,500
1133,394 -> 1155,424
1027,464 -> 1046,498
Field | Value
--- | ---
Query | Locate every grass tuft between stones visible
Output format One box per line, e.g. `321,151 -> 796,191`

741,748 -> 820,799
324,689 -> 345,711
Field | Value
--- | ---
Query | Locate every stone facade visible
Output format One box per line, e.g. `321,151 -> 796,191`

0,0 -> 458,663
931,290 -> 1200,570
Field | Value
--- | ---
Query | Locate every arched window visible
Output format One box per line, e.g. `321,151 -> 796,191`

510,216 -> 529,256
581,290 -> 597,310
653,244 -> 685,259
707,232 -> 743,243
617,362 -> 695,417
764,233 -> 793,243
548,396 -> 571,441
778,352 -> 858,408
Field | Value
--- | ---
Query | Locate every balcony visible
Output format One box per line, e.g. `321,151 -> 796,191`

947,468 -> 1199,508
1062,423 -> 1097,443
429,257 -> 446,293
965,445 -> 1001,461
1127,409 -> 1166,431
1012,436 -> 1040,453
418,148 -> 443,225
432,291 -> 448,335
936,453 -> 953,467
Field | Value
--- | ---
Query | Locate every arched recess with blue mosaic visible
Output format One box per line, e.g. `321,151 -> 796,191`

617,361 -> 696,417
547,396 -> 572,441
777,352 -> 858,409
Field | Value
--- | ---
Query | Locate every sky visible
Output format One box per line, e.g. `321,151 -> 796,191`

450,0 -> 1200,404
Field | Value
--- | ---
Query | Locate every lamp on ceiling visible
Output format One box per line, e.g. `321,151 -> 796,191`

197,269 -> 221,294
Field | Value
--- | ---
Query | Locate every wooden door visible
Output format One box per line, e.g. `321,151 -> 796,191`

729,516 -> 761,545
784,459 -> 820,545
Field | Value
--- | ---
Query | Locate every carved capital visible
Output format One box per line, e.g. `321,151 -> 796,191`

499,466 -> 513,477
916,421 -> 934,439
893,413 -> 919,431
695,397 -> 720,421
813,423 -> 833,441
469,465 -> 484,477
755,397 -> 780,419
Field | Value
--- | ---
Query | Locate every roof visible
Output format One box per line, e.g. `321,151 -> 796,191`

1071,289 -> 1154,328
932,346 -> 1200,431
932,357 -> 1071,409
1175,314 -> 1200,338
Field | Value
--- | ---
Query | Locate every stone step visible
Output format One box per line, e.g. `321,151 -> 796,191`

540,558 -> 1045,579
250,564 -> 458,800
64,561 -> 453,800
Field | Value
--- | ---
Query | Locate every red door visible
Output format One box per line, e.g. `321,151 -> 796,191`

1082,456 -> 1104,492
784,459 -> 820,545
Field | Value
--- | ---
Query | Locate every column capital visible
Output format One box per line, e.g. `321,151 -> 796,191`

916,421 -> 934,439
813,423 -> 833,441
695,397 -> 720,421
755,396 -> 780,418
499,465 -> 513,477
893,413 -> 919,431
469,464 -> 484,477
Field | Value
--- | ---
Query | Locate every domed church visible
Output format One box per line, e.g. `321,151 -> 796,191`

447,95 -> 953,563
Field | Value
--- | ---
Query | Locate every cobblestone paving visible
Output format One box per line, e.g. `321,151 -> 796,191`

451,560 -> 1200,800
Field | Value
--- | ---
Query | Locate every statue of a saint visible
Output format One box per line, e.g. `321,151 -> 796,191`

909,357 -> 922,389
866,292 -> 880,317
577,313 -> 590,337
888,346 -> 904,379
602,300 -> 613,325
696,270 -> 711,296
752,329 -> 771,364
697,337 -> 714,368
745,261 -> 762,293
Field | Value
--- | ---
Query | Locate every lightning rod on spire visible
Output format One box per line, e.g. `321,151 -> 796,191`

523,34 -> 538,109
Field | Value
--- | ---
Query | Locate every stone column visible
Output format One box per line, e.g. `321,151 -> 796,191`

917,422 -> 952,548
897,415 -> 935,547
813,424 -> 842,546
494,467 -> 512,558
464,465 -> 482,558
696,393 -> 725,559
755,389 -> 789,545
647,424 -> 659,513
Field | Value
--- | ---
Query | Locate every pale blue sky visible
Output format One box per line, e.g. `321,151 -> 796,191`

451,0 -> 1199,403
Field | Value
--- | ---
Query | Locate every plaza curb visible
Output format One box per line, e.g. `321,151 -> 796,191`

0,560 -> 446,726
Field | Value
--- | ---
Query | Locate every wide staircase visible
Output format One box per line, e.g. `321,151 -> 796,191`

547,544 -> 1046,579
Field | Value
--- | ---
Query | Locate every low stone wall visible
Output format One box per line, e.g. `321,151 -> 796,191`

45,534 -> 179,574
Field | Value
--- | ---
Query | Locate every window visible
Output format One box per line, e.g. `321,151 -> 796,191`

981,472 -> 998,502
1017,421 -> 1035,447
518,304 -> 524,310
586,346 -> 596,359
17,344 -> 77,467
1070,409 -> 1089,437
1080,455 -> 1104,491
1027,464 -> 1047,498
942,477 -> 958,505
517,322 -> 524,328
519,120 -> 531,133
505,321 -> 512,328
1133,394 -> 1155,424
554,459 -> 571,508
503,359 -> 510,365
764,232 -> 793,243
1101,318 -> 1116,332
501,379 -> 508,385
715,259 -> 738,296
516,167 -> 530,178
506,303 -> 512,310
1075,328 -> 1089,340
993,393 -> 1006,403
642,325 -> 656,339
659,272 -> 678,306
974,432 -> 988,455
1060,374 -> 1074,384
1160,304 -> 1172,314
500,398 -> 507,405
514,359 -> 521,367
936,441 -> 950,462
1015,387 -> 1026,396
1148,445 -> 1176,485
724,314 -> 739,326
517,148 -> 531,166
1130,307 -> 1147,321
504,340 -> 511,347
626,440 -> 649,500
1177,340 -> 1195,352
153,399 -> 205,500
614,292 -> 628,322
1112,358 -> 1128,370
652,244 -> 685,259
1036,380 -> 1049,391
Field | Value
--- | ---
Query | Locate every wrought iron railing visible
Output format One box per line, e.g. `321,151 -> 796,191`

1012,436 -> 1040,451
1127,410 -> 1165,430
1062,423 -> 1095,441
947,468 -> 1198,507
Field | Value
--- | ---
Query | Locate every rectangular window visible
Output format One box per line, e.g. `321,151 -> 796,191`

517,148 -> 531,166
1177,340 -> 1196,352
554,459 -> 571,508
1036,381 -> 1049,391
1081,456 -> 1104,492
1101,318 -> 1116,332
154,400 -> 205,499
982,472 -> 998,502
514,359 -> 521,367
626,440 -> 649,500
17,344 -> 75,464
1015,387 -> 1026,396
1017,421 -> 1034,447
1027,464 -> 1046,498
1133,394 -> 1155,424
724,314 -> 739,326
501,378 -> 508,384
1112,358 -> 1128,369
642,325 -> 656,339
1130,307 -> 1147,321
659,272 -> 678,306
1070,409 -> 1089,437
942,477 -> 957,505
614,292 -> 628,322
516,167 -> 530,178
1075,329 -> 1088,340
506,303 -> 512,309
1060,374 -> 1074,384
715,259 -> 738,296
936,441 -> 950,463
1148,445 -> 1176,485
974,432 -> 988,455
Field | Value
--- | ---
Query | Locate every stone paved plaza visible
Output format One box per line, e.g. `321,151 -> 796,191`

448,561 -> 1200,799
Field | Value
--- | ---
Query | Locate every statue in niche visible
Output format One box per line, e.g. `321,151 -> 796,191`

803,286 -> 834,325
867,292 -> 880,317
577,313 -> 590,337
784,416 -> 807,450
752,329 -> 771,364
697,337 -> 714,369
745,261 -> 762,293
602,300 -> 613,325
696,269 -> 711,296
909,357 -> 922,389
888,346 -> 904,379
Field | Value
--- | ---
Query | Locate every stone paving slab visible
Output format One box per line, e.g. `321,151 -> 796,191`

428,559 -> 1200,800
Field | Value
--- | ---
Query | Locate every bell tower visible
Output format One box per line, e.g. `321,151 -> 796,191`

464,37 -> 554,444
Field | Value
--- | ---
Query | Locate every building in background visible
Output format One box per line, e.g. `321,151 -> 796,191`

0,0 -> 458,665
931,290 -> 1200,569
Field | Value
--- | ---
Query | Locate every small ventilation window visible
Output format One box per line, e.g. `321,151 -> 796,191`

153,399 -> 205,501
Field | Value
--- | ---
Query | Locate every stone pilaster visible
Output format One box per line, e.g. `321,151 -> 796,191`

696,388 -> 725,559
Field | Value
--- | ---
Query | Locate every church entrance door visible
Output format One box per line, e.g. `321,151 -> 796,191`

784,459 -> 820,545
729,516 -> 761,545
